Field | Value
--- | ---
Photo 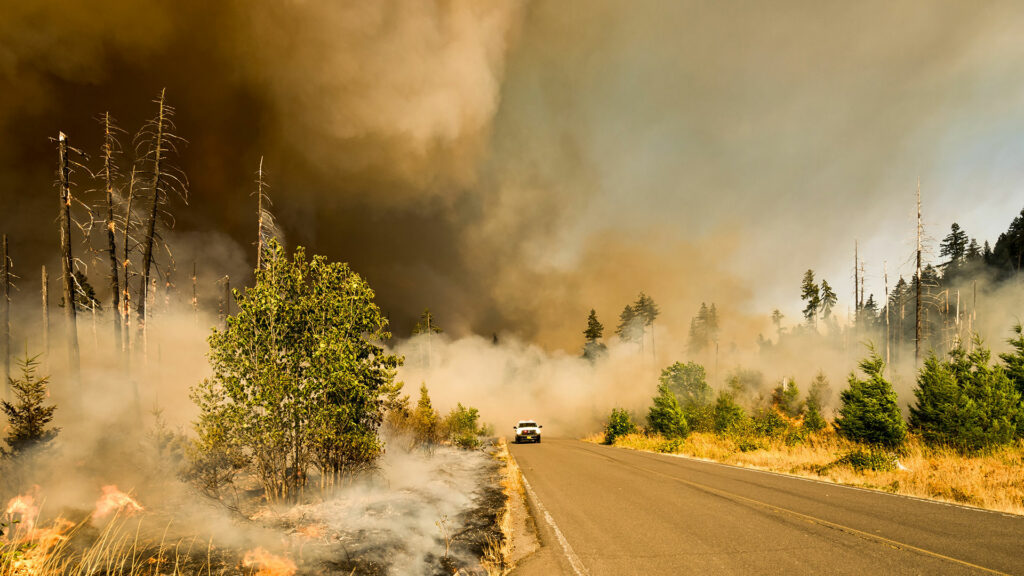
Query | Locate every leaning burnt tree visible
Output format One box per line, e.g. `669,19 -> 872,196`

57,132 -> 81,384
135,89 -> 187,352
1,234 -> 9,385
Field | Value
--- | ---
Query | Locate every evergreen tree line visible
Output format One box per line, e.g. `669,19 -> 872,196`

605,325 -> 1024,456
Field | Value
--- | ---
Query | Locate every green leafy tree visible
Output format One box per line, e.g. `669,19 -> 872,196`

1,355 -> 59,458
191,241 -> 401,502
910,343 -> 1021,452
659,361 -> 713,407
647,384 -> 689,439
800,270 -> 820,328
603,408 -> 637,444
834,348 -> 906,448
582,309 -> 608,361
444,403 -> 483,449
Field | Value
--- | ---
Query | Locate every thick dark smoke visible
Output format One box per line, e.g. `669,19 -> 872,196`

3,0 -> 1024,350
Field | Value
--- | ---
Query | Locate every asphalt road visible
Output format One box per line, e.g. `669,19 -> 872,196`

508,438 -> 1024,576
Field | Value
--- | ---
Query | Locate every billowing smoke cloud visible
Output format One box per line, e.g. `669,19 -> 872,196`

2,0 -> 1024,352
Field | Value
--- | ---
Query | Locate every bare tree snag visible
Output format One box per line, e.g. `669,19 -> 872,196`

915,177 -> 923,365
58,132 -> 81,383
191,261 -> 198,325
1,234 -> 9,385
122,165 -> 136,353
101,112 -> 122,354
41,265 -> 49,356
137,90 -> 166,344
256,156 -> 267,270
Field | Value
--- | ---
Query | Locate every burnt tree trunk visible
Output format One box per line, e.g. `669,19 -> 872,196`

102,112 -> 122,355
122,166 -> 136,353
41,265 -> 49,356
58,132 -> 81,384
1,234 -> 9,386
138,89 -> 166,346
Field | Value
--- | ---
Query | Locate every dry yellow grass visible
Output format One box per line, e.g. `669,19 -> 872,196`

586,431 -> 1024,516
482,437 -> 522,576
0,512 -> 229,576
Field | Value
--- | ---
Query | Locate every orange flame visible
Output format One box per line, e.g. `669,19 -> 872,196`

93,485 -> 144,518
4,493 -> 40,533
8,517 -> 74,574
243,547 -> 297,576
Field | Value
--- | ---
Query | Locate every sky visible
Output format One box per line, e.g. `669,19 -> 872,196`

1,0 -> 1023,350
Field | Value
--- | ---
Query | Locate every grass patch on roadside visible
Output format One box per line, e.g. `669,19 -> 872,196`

585,431 -> 1024,515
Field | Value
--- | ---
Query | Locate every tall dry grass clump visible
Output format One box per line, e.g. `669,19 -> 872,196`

588,431 -> 1024,515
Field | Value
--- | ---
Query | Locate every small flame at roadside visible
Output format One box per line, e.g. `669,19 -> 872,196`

243,547 -> 297,576
93,485 -> 144,518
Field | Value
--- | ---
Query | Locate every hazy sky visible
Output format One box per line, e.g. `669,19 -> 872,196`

1,0 -> 1023,348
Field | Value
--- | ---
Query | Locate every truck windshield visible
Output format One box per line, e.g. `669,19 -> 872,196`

520,422 -> 538,428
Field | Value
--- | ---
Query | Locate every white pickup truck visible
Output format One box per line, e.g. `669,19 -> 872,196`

513,420 -> 542,444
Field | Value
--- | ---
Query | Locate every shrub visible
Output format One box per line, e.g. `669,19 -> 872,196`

910,344 -> 1021,453
647,384 -> 689,439
803,401 -> 827,432
834,348 -> 906,449
445,403 -> 484,449
832,448 -> 898,472
770,378 -> 802,417
713,392 -> 747,433
604,408 -> 637,444
753,408 -> 789,438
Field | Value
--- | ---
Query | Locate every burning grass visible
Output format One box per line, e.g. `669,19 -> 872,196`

585,431 -> 1024,515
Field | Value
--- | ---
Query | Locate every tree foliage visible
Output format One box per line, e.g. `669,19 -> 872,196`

800,270 -> 820,327
604,408 -> 636,444
412,308 -> 443,335
190,241 -> 401,501
582,309 -> 607,361
615,305 -> 642,344
770,379 -> 802,417
687,303 -> 719,354
910,343 -> 1022,452
647,383 -> 690,439
1,355 -> 59,458
834,348 -> 906,448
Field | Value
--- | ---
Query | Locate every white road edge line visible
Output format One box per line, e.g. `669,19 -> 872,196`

521,475 -> 591,576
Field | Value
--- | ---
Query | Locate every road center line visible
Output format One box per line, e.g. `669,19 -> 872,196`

582,444 -> 1009,576
521,475 -> 591,576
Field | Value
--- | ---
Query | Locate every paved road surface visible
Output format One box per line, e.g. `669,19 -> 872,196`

509,438 -> 1024,575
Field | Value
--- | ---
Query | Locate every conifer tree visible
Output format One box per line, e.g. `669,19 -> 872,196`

1,355 -> 59,458
820,280 -> 837,320
412,308 -> 443,335
834,347 -> 906,448
800,270 -> 820,328
582,309 -> 607,360
912,342 -> 1021,452
939,222 -> 969,265
647,383 -> 689,439
615,304 -> 642,344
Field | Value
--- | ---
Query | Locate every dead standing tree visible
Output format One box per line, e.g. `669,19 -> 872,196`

57,132 -> 82,385
135,89 -> 187,354
1,234 -> 9,386
99,112 -> 125,354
